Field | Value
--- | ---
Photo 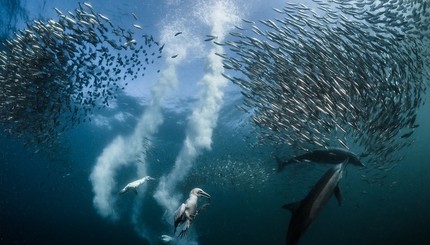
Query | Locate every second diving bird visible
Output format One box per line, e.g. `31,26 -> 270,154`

119,176 -> 155,195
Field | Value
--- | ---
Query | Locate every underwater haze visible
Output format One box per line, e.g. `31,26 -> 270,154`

1,0 -> 430,245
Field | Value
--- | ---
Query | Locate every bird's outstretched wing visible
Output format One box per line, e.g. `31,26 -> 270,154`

174,203 -> 186,233
178,219 -> 191,238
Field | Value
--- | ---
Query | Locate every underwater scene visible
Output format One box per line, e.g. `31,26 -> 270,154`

1,0 -> 429,244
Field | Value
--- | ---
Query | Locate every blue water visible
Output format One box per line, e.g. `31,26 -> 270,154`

1,1 -> 430,245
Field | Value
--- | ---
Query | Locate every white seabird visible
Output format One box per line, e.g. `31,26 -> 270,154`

119,176 -> 155,195
173,188 -> 211,238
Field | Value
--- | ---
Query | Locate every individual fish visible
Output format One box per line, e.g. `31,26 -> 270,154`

133,24 -> 143,30
83,2 -> 94,10
204,35 -> 217,42
400,131 -> 414,138
158,43 -> 165,52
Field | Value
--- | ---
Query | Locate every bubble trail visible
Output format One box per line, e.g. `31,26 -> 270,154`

153,0 -> 241,242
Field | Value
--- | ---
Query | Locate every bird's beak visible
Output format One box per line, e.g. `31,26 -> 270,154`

200,190 -> 211,200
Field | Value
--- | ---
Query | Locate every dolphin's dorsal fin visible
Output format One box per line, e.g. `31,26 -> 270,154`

334,185 -> 342,206
282,201 -> 300,212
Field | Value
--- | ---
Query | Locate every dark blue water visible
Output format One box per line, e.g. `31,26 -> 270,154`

1,1 -> 430,245
1,92 -> 429,245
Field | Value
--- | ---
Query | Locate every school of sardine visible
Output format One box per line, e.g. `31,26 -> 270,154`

220,0 -> 430,173
0,3 -> 162,152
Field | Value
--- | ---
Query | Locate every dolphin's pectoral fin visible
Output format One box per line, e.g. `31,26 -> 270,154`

334,185 -> 342,206
133,188 -> 138,195
282,201 -> 300,213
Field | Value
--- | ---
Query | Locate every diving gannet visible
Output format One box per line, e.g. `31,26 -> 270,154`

119,176 -> 155,195
174,188 -> 211,238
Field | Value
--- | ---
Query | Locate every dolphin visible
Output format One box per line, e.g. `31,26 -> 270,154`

119,176 -> 155,195
174,188 -> 211,238
283,161 -> 347,245
277,147 -> 364,172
